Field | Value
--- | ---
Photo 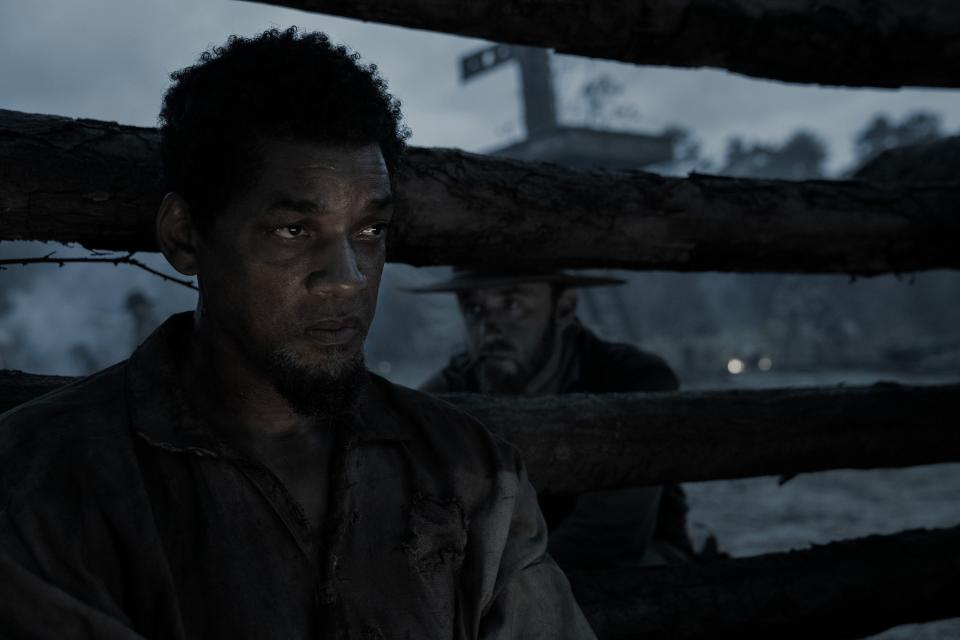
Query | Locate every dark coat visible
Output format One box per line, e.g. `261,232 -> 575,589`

422,325 -> 694,568
0,313 -> 595,639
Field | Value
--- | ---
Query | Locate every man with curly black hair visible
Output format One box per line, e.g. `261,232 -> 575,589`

0,28 -> 595,639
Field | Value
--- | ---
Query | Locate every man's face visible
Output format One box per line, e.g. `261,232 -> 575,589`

193,138 -> 392,405
457,283 -> 557,392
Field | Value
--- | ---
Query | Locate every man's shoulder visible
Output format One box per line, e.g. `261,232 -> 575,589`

417,352 -> 472,393
1,362 -> 128,434
0,363 -> 133,505
576,329 -> 679,392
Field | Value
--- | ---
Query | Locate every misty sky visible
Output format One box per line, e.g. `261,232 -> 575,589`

3,0 -> 960,172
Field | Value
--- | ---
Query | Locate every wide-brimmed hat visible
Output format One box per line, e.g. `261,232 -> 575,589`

404,268 -> 625,293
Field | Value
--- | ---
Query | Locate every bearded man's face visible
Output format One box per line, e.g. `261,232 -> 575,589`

192,138 -> 392,414
457,283 -> 557,394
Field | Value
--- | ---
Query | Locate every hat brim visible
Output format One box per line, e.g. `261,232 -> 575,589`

403,272 -> 625,293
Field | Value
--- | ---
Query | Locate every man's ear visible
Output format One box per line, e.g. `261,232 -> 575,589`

156,192 -> 200,276
555,287 -> 578,326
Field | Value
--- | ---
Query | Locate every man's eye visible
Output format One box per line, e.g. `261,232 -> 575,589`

357,223 -> 389,240
274,224 -> 307,239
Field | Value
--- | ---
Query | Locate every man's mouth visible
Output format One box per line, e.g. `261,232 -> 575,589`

478,347 -> 516,361
305,316 -> 363,346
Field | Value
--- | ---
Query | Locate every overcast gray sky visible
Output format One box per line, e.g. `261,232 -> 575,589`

3,0 -> 960,172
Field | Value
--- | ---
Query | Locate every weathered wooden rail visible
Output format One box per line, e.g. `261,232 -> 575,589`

575,526 -> 960,639
239,0 -> 960,89
3,370 -> 957,492
4,108 -> 960,274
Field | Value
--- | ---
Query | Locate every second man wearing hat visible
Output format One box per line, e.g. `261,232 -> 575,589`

413,269 -> 697,577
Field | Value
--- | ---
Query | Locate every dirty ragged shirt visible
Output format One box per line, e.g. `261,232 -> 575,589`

0,312 -> 595,639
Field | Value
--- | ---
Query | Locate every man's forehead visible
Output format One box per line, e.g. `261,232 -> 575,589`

256,138 -> 389,179
251,138 -> 392,209
265,192 -> 393,215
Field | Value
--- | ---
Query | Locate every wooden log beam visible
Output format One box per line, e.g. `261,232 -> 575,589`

0,110 -> 161,252
238,0 -> 960,89
4,370 -> 958,492
576,526 -> 960,639
451,384 -> 960,491
3,109 -> 960,274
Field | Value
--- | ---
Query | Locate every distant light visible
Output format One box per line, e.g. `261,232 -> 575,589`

377,361 -> 393,375
758,356 -> 773,371
727,358 -> 745,375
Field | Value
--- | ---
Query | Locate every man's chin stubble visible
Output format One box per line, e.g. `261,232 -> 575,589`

476,359 -> 528,395
264,349 -> 367,419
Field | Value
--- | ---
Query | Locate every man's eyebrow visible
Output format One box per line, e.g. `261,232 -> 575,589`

266,195 -> 393,215
368,194 -> 394,210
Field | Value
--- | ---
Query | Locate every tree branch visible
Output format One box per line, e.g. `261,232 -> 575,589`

0,252 -> 198,291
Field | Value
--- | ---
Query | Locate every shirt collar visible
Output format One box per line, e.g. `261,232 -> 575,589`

125,312 -> 411,454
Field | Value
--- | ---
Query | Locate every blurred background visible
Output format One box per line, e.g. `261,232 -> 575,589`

2,2 -> 959,636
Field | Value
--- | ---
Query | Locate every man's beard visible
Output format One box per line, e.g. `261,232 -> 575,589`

263,348 -> 367,419
476,321 -> 556,395
476,362 -> 526,395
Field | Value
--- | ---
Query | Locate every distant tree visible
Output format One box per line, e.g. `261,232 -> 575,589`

125,290 -> 158,346
662,126 -> 702,164
570,67 -> 709,173
579,73 -> 625,125
720,129 -> 827,180
854,111 -> 943,166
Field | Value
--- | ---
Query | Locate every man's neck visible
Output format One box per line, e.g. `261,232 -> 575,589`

182,311 -> 318,440
522,320 -> 579,396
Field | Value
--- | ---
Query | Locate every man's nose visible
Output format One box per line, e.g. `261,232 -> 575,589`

305,237 -> 367,298
478,314 -> 505,339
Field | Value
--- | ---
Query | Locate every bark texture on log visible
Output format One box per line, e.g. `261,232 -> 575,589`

0,109 -> 161,251
576,526 -> 960,639
390,148 -> 960,274
4,370 -> 958,492
239,0 -> 960,89
449,383 -> 960,491
4,109 -> 960,274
